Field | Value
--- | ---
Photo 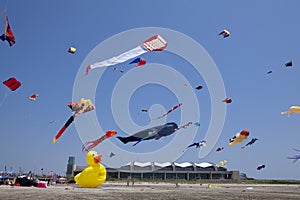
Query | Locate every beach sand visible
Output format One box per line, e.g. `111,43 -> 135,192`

1,182 -> 300,200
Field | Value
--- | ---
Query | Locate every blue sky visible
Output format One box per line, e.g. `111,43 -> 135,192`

0,0 -> 300,180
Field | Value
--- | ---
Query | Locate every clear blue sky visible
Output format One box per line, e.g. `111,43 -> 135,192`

0,0 -> 300,180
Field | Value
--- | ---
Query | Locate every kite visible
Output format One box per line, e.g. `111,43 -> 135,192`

243,138 -> 258,148
183,140 -> 206,152
52,98 -> 95,144
29,94 -> 38,101
257,164 -> 265,170
3,77 -> 21,91
85,34 -> 167,75
0,12 -> 15,46
267,70 -> 272,74
68,47 -> 76,54
152,103 -> 182,120
287,148 -> 300,163
74,150 -> 106,188
195,85 -> 203,90
222,98 -> 232,104
129,57 -> 146,67
82,130 -> 117,152
194,122 -> 201,126
281,106 -> 300,117
229,129 -> 250,147
117,122 -> 178,145
285,61 -> 292,67
109,152 -> 115,157
216,147 -> 224,152
216,160 -> 227,168
141,109 -> 148,112
218,29 -> 230,38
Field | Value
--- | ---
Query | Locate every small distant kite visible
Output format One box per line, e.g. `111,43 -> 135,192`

109,152 -> 115,157
82,130 -> 117,152
183,140 -> 206,152
285,61 -> 292,67
52,98 -> 95,144
216,160 -> 227,168
241,138 -> 258,149
68,47 -> 76,54
129,57 -> 146,67
281,106 -> 300,117
216,147 -> 224,152
257,164 -> 265,170
3,77 -> 21,91
152,103 -> 182,120
195,85 -> 203,90
0,12 -> 15,46
141,109 -> 148,112
85,35 -> 167,75
194,122 -> 200,127
218,29 -> 230,38
222,98 -> 232,104
267,70 -> 272,74
29,94 -> 38,101
229,130 -> 250,147
287,148 -> 300,163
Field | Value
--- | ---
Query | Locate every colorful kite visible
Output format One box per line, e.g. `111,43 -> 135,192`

129,57 -> 146,67
183,140 -> 206,152
222,98 -> 232,104
281,106 -> 300,117
52,98 -> 95,144
216,160 -> 227,168
287,148 -> 300,163
0,12 -> 15,46
117,122 -> 178,145
218,29 -> 230,38
82,130 -> 117,152
29,94 -> 38,101
68,47 -> 76,54
152,103 -> 183,120
257,164 -> 265,170
229,130 -> 250,147
3,77 -> 21,91
85,35 -> 167,75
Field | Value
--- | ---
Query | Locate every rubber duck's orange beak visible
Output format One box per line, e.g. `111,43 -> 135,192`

94,154 -> 102,163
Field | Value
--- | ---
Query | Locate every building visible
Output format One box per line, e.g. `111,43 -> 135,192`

73,161 -> 240,181
66,156 -> 75,179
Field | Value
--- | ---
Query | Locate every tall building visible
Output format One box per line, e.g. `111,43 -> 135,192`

66,156 -> 75,179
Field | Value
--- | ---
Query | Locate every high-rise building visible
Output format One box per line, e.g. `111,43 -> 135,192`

66,156 -> 75,179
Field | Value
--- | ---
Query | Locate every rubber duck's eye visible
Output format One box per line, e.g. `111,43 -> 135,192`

92,153 -> 95,156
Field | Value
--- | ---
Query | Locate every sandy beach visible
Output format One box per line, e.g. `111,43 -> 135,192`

1,182 -> 300,200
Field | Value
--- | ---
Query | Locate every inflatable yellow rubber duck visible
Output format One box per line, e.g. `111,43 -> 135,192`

74,150 -> 106,188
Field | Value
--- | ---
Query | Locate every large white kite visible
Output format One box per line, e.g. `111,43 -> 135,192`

85,35 -> 167,75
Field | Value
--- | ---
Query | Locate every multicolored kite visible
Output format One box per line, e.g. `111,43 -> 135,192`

52,98 -> 95,144
281,106 -> 300,117
82,130 -> 117,152
29,94 -> 38,101
152,103 -> 182,120
218,29 -> 230,38
229,130 -> 249,147
0,12 -> 15,46
129,57 -> 146,67
85,35 -> 167,75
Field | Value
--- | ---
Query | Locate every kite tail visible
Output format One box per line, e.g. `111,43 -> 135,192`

82,136 -> 105,152
52,116 -> 74,144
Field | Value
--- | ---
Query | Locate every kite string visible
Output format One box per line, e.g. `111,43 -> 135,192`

0,90 -> 9,108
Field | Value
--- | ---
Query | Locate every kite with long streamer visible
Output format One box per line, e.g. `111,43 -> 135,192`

85,34 -> 167,75
52,98 -> 95,144
82,130 -> 117,152
152,103 -> 183,120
